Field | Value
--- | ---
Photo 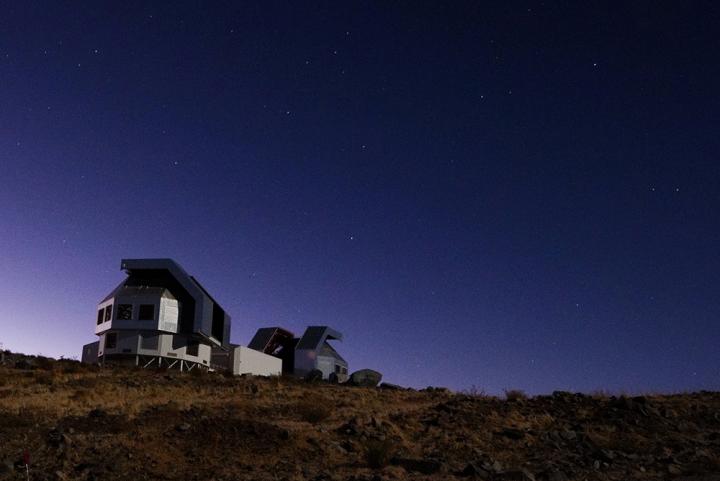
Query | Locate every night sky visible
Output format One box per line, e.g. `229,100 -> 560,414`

1,2 -> 719,394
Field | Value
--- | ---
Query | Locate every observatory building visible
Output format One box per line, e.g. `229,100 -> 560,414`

81,258 -> 279,375
249,325 -> 348,382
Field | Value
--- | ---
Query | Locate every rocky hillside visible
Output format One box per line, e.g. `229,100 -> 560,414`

1,352 -> 719,481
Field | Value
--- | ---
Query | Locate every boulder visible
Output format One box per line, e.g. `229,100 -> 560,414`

349,369 -> 382,387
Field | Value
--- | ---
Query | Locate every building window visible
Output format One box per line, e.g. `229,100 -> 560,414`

138,304 -> 154,321
186,341 -> 199,357
97,309 -> 104,325
341,367 -> 347,375
117,304 -> 133,320
335,365 -> 341,374
104,305 -> 113,322
105,333 -> 117,349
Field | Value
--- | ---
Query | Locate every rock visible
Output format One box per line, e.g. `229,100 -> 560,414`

497,469 -> 536,481
546,470 -> 568,481
393,458 -> 443,474
349,369 -> 382,387
559,430 -> 577,441
176,423 -> 191,432
48,428 -> 64,447
337,418 -> 360,435
598,449 -> 615,461
459,462 -> 491,478
668,464 -> 682,475
497,428 -> 525,440
304,369 -> 323,383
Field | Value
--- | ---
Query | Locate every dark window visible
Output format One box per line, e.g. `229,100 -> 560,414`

105,333 -> 117,349
138,304 -> 155,321
341,367 -> 347,375
97,309 -> 104,325
104,305 -> 113,322
335,365 -> 341,374
186,341 -> 199,357
211,303 -> 225,342
117,304 -> 133,320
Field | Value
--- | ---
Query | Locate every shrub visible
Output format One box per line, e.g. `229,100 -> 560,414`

462,385 -> 488,397
36,357 -> 56,371
504,389 -> 527,401
363,439 -> 395,469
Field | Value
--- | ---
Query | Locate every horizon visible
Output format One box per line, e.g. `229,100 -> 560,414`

1,2 -> 719,394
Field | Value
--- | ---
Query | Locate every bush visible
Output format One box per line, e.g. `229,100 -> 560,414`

504,389 -> 527,401
363,439 -> 395,469
462,385 -> 488,397
36,357 -> 56,371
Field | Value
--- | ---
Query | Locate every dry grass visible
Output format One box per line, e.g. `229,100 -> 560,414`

295,398 -> 332,424
1,355 -> 719,481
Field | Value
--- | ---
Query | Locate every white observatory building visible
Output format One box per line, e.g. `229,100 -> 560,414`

81,258 -> 279,375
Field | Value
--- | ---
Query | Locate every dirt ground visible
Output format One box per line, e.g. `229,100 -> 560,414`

1,353 -> 719,481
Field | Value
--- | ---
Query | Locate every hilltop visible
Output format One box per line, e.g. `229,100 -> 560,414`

0,351 -> 719,481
